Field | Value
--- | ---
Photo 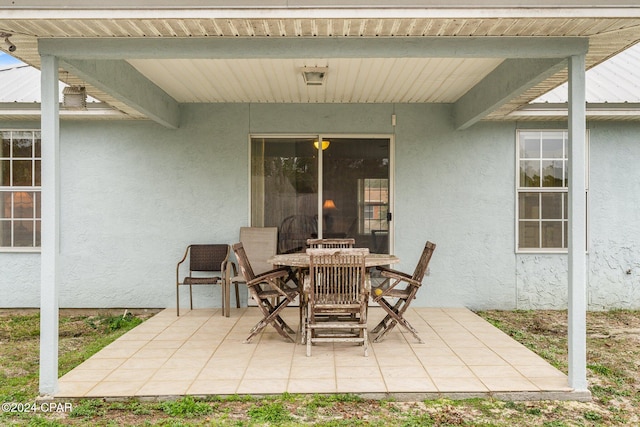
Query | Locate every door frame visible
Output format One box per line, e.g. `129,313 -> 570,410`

248,133 -> 395,254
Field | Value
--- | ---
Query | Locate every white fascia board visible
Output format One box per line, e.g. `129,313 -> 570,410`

509,102 -> 640,117
3,6 -> 640,20
0,102 -> 126,117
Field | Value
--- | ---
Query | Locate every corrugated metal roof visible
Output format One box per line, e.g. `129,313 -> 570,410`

0,64 -> 99,103
0,65 -> 44,103
534,43 -> 640,103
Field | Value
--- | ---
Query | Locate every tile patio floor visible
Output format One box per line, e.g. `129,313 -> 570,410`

56,307 -> 590,401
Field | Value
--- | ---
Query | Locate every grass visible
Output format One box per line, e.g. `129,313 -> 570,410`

1,309 -> 639,426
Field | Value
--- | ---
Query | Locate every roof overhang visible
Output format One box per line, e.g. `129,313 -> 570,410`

1,4 -> 640,127
0,102 -> 128,121
509,102 -> 640,121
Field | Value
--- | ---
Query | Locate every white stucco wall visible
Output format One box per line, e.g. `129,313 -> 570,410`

1,105 -> 639,309
587,121 -> 640,309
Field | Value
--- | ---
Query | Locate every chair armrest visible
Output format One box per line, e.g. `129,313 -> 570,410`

226,261 -> 238,279
246,266 -> 291,287
376,266 -> 421,287
248,266 -> 298,299
176,246 -> 191,283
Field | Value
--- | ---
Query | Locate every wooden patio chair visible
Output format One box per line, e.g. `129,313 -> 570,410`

232,242 -> 299,343
370,241 -> 436,343
305,250 -> 369,356
306,238 -> 355,249
176,244 -> 230,317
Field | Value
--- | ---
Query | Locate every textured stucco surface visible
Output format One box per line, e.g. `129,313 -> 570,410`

1,105 -> 639,309
586,121 -> 640,309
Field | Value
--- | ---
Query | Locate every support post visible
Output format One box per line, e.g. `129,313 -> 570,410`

567,53 -> 588,392
39,54 -> 60,396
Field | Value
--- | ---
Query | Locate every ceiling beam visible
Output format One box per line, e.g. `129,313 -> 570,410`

453,57 -> 568,130
39,37 -> 588,60
59,58 -> 180,128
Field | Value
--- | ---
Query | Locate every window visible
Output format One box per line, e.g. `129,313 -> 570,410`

0,130 -> 41,249
359,178 -> 389,234
517,130 -> 568,251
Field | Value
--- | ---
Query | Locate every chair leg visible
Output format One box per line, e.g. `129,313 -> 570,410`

176,285 -> 180,317
189,284 -> 193,310
263,299 -> 296,334
244,298 -> 295,343
363,328 -> 369,357
300,301 -> 308,345
373,298 -> 423,344
234,282 -> 240,308
371,298 -> 402,332
222,280 -> 228,317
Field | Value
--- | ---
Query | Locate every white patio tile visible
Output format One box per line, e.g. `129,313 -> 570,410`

104,368 -> 157,383
384,376 -> 437,392
86,381 -> 147,397
237,378 -> 289,394
56,381 -> 96,398
55,307 -> 579,400
432,376 -> 488,393
188,379 -> 240,395
135,380 -> 193,396
119,357 -> 168,370
336,376 -> 386,393
288,378 -> 337,393
59,368 -> 112,382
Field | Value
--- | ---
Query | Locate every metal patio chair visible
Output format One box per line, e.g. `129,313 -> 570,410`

229,227 -> 279,310
176,244 -> 230,316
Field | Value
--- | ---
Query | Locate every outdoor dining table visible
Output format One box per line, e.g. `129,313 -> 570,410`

267,251 -> 400,341
267,252 -> 399,269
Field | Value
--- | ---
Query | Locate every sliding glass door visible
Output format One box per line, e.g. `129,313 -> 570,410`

250,135 -> 391,254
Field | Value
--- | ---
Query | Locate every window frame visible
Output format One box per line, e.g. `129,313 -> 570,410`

515,129 -> 589,254
357,178 -> 389,235
0,129 -> 42,252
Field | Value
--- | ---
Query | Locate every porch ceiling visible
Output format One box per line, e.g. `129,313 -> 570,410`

2,13 -> 640,123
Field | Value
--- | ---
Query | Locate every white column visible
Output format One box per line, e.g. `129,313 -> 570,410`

567,54 -> 588,391
39,54 -> 60,396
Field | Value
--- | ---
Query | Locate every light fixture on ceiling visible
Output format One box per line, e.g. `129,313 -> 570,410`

313,139 -> 330,150
1,32 -> 15,52
301,67 -> 328,86
62,86 -> 87,110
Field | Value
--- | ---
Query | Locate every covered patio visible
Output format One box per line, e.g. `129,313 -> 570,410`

7,2 -> 640,399
56,307 -> 587,401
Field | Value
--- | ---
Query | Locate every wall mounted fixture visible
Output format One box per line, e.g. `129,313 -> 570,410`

301,67 -> 328,86
313,139 -> 330,150
62,86 -> 87,109
1,32 -> 15,52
